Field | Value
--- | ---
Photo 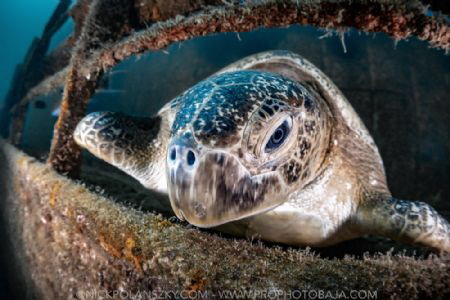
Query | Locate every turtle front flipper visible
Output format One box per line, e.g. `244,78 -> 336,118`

74,111 -> 170,193
357,196 -> 450,252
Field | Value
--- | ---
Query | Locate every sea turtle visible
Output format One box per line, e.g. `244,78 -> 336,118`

74,50 -> 450,252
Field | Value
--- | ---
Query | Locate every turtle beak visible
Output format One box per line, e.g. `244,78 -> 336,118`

166,136 -> 200,222
166,135 -> 287,228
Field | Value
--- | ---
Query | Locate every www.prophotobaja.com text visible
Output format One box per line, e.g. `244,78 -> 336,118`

76,288 -> 378,299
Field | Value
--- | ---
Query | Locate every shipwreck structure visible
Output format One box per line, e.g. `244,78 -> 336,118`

0,0 -> 449,299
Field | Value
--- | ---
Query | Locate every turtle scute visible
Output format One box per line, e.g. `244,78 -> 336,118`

171,70 -> 312,148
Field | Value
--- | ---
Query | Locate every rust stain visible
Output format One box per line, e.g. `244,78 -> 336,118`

124,236 -> 144,275
185,269 -> 208,294
66,206 -> 74,219
155,219 -> 173,230
98,233 -> 144,274
98,234 -> 122,258
126,236 -> 136,249
152,6 -> 161,20
49,182 -> 62,208
16,156 -> 28,166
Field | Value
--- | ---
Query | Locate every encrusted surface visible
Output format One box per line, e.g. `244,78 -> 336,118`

1,140 -> 450,299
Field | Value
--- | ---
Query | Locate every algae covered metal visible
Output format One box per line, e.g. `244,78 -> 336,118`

0,0 -> 449,299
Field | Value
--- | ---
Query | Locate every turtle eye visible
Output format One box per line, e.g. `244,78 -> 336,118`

265,118 -> 292,152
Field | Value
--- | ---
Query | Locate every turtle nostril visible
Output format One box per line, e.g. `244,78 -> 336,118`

187,150 -> 196,166
170,147 -> 176,161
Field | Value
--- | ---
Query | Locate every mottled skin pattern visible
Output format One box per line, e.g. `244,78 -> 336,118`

74,110 -> 171,192
74,51 -> 450,252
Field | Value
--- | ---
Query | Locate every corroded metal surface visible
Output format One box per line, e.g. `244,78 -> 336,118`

1,140 -> 450,299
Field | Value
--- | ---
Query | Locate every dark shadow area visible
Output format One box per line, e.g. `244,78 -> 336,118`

0,147 -> 36,300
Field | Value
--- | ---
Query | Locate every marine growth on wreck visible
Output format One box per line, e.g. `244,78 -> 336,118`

0,0 -> 449,299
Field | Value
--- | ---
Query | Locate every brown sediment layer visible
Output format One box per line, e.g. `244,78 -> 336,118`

1,140 -> 450,299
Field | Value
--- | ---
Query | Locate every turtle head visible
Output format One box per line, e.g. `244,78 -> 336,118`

167,70 -> 331,227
